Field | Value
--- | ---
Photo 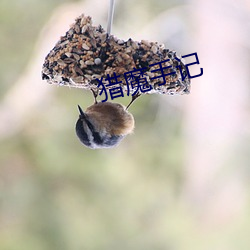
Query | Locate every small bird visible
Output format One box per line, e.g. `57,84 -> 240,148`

75,97 -> 136,149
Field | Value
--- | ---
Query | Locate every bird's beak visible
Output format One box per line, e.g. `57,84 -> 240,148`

77,105 -> 86,119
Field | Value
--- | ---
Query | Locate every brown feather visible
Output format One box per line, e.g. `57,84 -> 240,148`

85,102 -> 134,135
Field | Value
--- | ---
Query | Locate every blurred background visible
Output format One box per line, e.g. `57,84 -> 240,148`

1,0 -> 250,249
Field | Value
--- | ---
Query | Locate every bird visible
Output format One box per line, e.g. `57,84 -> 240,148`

75,90 -> 138,149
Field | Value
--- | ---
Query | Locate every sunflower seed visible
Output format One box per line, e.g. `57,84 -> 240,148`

85,60 -> 94,65
82,43 -> 90,50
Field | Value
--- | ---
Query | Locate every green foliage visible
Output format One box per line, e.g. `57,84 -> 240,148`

0,0 -> 70,98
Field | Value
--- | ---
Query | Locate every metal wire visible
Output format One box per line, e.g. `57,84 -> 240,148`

107,0 -> 115,34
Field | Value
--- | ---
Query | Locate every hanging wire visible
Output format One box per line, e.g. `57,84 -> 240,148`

107,0 -> 115,34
